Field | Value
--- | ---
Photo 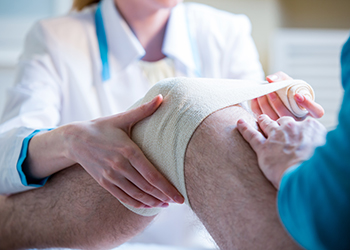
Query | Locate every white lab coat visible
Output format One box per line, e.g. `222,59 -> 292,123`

0,0 -> 263,247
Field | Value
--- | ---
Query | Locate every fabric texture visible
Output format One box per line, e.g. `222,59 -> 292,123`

276,81 -> 314,117
124,77 -> 314,216
278,36 -> 350,250
0,0 -> 264,196
138,58 -> 175,87
0,0 -> 265,248
16,129 -> 52,187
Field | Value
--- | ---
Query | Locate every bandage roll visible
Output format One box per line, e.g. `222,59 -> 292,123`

124,77 -> 315,217
275,81 -> 315,117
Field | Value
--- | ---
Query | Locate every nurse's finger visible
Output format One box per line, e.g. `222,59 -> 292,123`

115,161 -> 173,203
295,94 -> 325,118
126,142 -> 185,204
266,71 -> 293,83
237,119 -> 266,153
109,176 -> 169,208
257,95 -> 279,121
118,94 -> 163,133
257,114 -> 280,136
266,92 -> 294,118
251,98 -> 263,116
103,182 -> 153,209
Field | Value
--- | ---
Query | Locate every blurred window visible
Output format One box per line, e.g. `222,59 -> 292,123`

0,0 -> 72,115
0,0 -> 55,18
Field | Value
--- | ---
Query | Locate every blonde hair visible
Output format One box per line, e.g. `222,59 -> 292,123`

72,0 -> 101,11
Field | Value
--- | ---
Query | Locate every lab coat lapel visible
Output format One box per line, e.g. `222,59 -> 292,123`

162,3 -> 199,77
93,0 -> 147,116
100,0 -> 145,72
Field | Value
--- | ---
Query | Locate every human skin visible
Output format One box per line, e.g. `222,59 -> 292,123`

243,71 -> 327,188
114,0 -> 183,62
18,0 -> 187,209
0,105 -> 300,250
12,3 -> 322,212
251,71 -> 325,121
237,114 -> 326,189
23,95 -> 184,208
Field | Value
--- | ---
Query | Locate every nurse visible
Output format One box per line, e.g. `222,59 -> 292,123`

0,0 -> 268,205
0,0 -> 324,243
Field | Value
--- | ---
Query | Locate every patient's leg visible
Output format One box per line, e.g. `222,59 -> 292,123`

0,106 -> 300,250
185,105 -> 300,250
0,164 -> 154,250
0,99 -> 299,250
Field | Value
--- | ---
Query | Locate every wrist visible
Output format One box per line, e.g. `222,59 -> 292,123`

31,125 -> 76,177
59,123 -> 81,164
270,164 -> 296,190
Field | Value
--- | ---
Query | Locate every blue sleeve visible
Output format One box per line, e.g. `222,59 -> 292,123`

17,128 -> 53,187
277,36 -> 350,250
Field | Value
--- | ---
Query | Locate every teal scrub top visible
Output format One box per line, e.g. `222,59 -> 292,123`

278,36 -> 350,250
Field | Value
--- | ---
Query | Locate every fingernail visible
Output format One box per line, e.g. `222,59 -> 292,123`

268,92 -> 277,101
164,198 -> 175,203
258,114 -> 268,120
295,93 -> 304,102
268,74 -> 279,81
174,195 -> 184,204
237,119 -> 245,124
151,94 -> 162,104
161,203 -> 169,208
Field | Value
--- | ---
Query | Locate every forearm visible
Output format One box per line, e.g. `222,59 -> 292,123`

278,134 -> 350,249
22,124 -> 76,180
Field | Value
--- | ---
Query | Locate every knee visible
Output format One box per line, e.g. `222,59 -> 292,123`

184,105 -> 269,192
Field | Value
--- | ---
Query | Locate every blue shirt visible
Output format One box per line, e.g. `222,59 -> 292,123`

278,36 -> 350,249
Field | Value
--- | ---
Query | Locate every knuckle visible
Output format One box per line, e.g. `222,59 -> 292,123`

102,168 -> 113,178
139,103 -> 149,113
143,185 -> 155,194
118,196 -> 128,204
99,177 -> 109,188
146,172 -> 160,184
150,200 -> 162,207
118,195 -> 138,207
285,121 -> 295,130
133,191 -> 146,201
241,125 -> 250,134
305,119 -> 314,125
260,119 -> 269,127
111,159 -> 126,172
120,145 -> 138,159
252,136 -> 262,145
133,203 -> 145,209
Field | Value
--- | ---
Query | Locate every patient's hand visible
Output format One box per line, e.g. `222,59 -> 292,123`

237,115 -> 326,189
251,71 -> 325,121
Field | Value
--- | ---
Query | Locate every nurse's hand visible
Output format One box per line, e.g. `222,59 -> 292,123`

66,95 -> 185,208
251,71 -> 325,121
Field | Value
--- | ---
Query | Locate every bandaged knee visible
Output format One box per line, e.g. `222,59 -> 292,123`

125,77 -> 314,216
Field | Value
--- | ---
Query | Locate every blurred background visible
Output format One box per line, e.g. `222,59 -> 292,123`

0,0 -> 349,249
1,0 -> 350,128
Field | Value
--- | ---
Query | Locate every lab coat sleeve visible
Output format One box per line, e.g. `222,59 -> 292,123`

277,37 -> 350,250
0,21 -> 64,194
0,128 -> 52,195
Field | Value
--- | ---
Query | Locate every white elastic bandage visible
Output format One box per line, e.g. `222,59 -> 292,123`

124,77 -> 314,216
